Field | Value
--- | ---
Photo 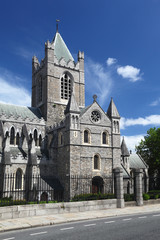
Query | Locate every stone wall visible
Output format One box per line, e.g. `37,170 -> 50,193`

0,199 -> 117,220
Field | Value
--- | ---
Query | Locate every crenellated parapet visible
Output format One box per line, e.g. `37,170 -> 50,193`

46,119 -> 65,133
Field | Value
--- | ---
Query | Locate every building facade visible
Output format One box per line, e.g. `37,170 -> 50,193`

0,30 -> 148,201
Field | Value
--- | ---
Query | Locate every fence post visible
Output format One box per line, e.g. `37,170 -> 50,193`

134,169 -> 143,206
113,167 -> 124,208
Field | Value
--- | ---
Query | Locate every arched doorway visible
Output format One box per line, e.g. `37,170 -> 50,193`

92,176 -> 104,194
40,192 -> 48,201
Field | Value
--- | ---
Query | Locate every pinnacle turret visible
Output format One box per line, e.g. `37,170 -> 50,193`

121,137 -> 130,156
65,92 -> 80,114
107,98 -> 120,119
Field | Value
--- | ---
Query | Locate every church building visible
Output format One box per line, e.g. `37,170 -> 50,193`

0,28 -> 148,201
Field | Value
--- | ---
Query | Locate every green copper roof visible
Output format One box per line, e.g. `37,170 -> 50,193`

129,154 -> 148,169
53,32 -> 74,63
0,103 -> 42,121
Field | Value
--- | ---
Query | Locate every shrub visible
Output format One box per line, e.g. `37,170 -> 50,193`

154,194 -> 159,200
71,193 -> 115,202
143,193 -> 150,200
124,194 -> 134,202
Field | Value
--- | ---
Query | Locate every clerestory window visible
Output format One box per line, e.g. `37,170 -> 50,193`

10,127 -> 15,145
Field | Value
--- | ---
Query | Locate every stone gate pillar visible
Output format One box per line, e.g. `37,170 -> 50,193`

134,169 -> 143,206
113,167 -> 124,208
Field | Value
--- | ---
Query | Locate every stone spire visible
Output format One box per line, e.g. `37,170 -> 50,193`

121,137 -> 130,156
107,97 -> 120,119
65,92 -> 80,114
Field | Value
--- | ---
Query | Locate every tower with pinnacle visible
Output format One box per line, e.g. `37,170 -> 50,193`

32,30 -> 85,126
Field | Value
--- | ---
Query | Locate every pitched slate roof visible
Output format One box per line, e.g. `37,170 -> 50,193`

80,105 -> 92,116
107,98 -> 120,119
0,102 -> 43,121
129,153 -> 148,169
52,32 -> 74,63
121,137 -> 130,156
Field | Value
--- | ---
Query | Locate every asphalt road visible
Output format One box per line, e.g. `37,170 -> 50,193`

1,211 -> 160,240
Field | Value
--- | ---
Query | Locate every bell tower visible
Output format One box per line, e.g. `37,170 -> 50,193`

32,30 -> 85,126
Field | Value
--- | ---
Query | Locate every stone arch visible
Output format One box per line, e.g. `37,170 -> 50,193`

83,128 -> 91,144
93,154 -> 101,170
60,71 -> 74,100
92,176 -> 104,194
102,130 -> 109,145
40,191 -> 48,201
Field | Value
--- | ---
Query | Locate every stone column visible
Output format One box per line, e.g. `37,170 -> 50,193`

113,167 -> 124,208
134,169 -> 143,206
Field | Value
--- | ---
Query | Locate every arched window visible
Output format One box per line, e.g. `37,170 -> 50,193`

15,168 -> 22,189
102,131 -> 109,145
16,132 -> 20,146
39,134 -> 42,147
10,127 -> 15,145
58,132 -> 63,146
117,121 -> 119,133
113,121 -> 116,133
33,129 -> 38,146
84,130 -> 90,143
29,133 -> 32,141
94,155 -> 100,170
38,77 -> 42,102
61,73 -> 71,100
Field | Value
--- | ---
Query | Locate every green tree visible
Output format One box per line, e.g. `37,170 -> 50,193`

136,127 -> 160,176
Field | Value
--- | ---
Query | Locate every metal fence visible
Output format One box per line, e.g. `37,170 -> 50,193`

0,174 -> 114,206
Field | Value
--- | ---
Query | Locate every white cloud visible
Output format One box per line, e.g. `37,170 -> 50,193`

0,68 -> 31,106
85,57 -> 113,107
117,65 -> 142,82
150,97 -> 160,106
121,135 -> 144,152
121,115 -> 160,130
106,57 -> 117,66
15,47 -> 33,61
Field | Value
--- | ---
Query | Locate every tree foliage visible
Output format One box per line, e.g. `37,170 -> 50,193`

136,127 -> 160,175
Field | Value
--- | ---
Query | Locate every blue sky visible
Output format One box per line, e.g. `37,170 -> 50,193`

0,0 -> 160,151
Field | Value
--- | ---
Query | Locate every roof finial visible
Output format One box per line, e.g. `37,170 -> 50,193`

56,19 -> 60,32
93,94 -> 97,102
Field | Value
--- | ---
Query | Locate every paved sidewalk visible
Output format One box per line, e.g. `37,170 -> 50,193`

0,204 -> 160,232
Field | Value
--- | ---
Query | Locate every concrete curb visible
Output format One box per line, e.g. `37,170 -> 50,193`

0,203 -> 160,233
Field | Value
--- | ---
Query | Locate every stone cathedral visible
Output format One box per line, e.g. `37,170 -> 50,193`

0,29 -> 148,201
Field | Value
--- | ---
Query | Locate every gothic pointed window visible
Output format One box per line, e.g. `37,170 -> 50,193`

102,131 -> 109,145
61,73 -> 71,100
10,127 -> 15,145
58,132 -> 63,146
15,168 -> 22,189
94,155 -> 100,170
84,130 -> 90,143
39,134 -> 42,147
34,129 -> 38,146
16,132 -> 20,146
